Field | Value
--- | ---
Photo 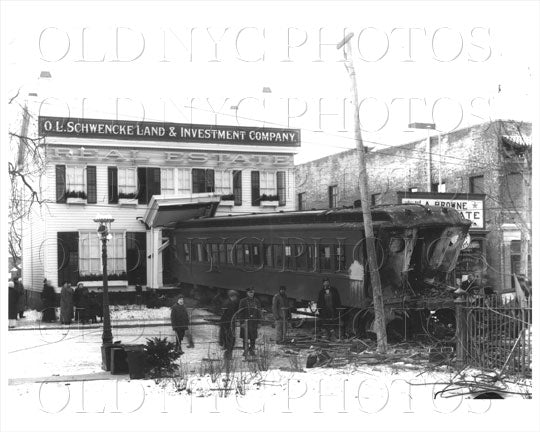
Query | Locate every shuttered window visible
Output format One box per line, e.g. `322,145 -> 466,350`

251,171 -> 260,206
86,166 -> 97,204
56,165 -> 66,203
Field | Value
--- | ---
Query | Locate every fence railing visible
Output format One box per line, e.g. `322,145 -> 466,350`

456,295 -> 532,378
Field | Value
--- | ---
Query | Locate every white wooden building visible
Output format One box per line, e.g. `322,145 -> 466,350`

22,116 -> 300,302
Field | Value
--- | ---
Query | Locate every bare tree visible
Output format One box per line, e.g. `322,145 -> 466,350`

8,99 -> 48,271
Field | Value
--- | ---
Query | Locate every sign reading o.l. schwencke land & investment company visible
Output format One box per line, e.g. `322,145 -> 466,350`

39,116 -> 301,146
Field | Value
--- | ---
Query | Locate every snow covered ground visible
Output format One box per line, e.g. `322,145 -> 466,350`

3,305 -> 536,432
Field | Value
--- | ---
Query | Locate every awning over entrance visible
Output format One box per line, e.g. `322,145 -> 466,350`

143,193 -> 221,228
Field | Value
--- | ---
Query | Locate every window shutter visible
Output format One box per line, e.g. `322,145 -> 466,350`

87,166 -> 97,204
192,168 -> 203,193
137,167 -> 147,204
233,170 -> 242,205
149,167 -> 161,198
56,165 -> 66,203
251,171 -> 260,206
277,171 -> 286,206
205,169 -> 214,193
108,167 -> 118,204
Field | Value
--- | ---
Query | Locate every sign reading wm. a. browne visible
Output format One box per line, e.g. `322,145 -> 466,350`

39,116 -> 301,146
397,191 -> 485,229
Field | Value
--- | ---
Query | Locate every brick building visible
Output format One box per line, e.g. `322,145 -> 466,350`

295,120 -> 532,292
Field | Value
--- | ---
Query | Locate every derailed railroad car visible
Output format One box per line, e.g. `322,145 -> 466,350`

169,204 -> 471,337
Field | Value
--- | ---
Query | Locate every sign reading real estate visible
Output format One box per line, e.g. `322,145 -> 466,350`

39,116 -> 301,146
397,191 -> 485,229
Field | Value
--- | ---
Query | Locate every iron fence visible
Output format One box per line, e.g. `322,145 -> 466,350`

459,295 -> 532,378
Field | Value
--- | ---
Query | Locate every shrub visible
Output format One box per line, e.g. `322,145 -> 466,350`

145,337 -> 181,378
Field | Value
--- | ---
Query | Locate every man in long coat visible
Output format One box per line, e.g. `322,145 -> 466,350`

272,285 -> 290,344
8,281 -> 18,328
238,287 -> 262,356
219,290 -> 239,359
316,278 -> 342,339
41,279 -> 57,322
60,281 -> 74,325
170,294 -> 190,354
13,276 -> 26,319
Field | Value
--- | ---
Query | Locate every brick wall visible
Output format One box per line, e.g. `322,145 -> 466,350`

295,120 -> 532,291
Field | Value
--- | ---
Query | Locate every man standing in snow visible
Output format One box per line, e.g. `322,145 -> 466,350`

272,285 -> 290,344
170,294 -> 190,354
238,287 -> 262,356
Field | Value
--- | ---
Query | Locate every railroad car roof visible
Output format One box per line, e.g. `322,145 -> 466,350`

174,204 -> 471,230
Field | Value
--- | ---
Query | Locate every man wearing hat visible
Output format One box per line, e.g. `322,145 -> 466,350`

272,286 -> 290,344
219,290 -> 240,359
170,294 -> 190,354
238,287 -> 262,356
316,277 -> 342,339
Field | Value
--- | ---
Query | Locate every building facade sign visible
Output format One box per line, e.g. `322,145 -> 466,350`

39,116 -> 301,146
47,146 -> 293,168
397,191 -> 485,229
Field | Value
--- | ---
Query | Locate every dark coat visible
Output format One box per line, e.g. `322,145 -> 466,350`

171,303 -> 190,331
60,284 -> 74,324
15,280 -> 26,312
219,298 -> 239,348
41,282 -> 57,322
9,284 -> 18,320
317,286 -> 342,320
272,292 -> 290,320
238,296 -> 262,340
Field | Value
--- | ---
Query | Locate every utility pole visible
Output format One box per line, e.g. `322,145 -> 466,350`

337,33 -> 387,353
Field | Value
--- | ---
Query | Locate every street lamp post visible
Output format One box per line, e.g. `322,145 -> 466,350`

408,122 -> 436,192
94,214 -> 115,370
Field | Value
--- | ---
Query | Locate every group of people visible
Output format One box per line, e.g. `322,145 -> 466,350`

8,276 -> 26,328
41,279 -> 103,324
170,277 -> 343,359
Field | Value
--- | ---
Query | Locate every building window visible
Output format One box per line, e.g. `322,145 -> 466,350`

371,193 -> 382,206
118,167 -> 137,197
78,232 -> 102,276
161,168 -> 175,195
328,185 -> 338,208
233,170 -> 242,205
277,171 -> 286,206
137,167 -> 161,204
215,170 -> 232,195
79,231 -> 126,277
66,166 -> 85,194
469,175 -> 484,194
192,168 -> 214,193
260,171 -> 277,196
177,169 -> 191,194
298,192 -> 306,210
108,167 -> 118,204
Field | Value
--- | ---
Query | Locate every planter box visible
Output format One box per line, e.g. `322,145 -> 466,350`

118,198 -> 138,206
66,197 -> 87,204
79,280 -> 128,288
219,200 -> 235,207
260,200 -> 279,207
